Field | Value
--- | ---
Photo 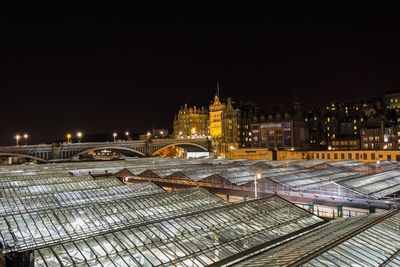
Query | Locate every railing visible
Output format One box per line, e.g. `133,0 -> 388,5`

0,144 -> 52,150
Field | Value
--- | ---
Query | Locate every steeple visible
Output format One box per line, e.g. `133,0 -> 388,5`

212,82 -> 221,105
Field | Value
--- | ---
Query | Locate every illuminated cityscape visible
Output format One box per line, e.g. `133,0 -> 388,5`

2,5 -> 400,267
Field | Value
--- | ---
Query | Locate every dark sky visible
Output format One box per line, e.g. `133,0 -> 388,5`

1,5 -> 399,145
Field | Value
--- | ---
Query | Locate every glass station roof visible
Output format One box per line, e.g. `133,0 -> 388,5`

225,209 -> 400,267
0,181 -> 163,216
2,157 -> 400,199
0,172 -> 78,182
0,187 -> 224,253
33,196 -> 324,267
303,210 -> 400,266
0,177 -> 118,198
2,158 -> 400,266
338,170 -> 400,199
232,212 -> 387,266
0,174 -> 94,189
268,169 -> 361,189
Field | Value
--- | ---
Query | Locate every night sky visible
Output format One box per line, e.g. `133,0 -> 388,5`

1,5 -> 398,145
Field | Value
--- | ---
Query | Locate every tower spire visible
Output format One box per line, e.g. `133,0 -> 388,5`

216,82 -> 220,97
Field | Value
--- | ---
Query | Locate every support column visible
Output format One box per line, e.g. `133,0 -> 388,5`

145,140 -> 152,157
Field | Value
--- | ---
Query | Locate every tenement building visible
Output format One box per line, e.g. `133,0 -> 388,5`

360,115 -> 398,150
383,90 -> 400,110
250,101 -> 310,150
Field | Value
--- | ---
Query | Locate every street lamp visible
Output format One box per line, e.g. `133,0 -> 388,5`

113,132 -> 117,142
254,173 -> 261,198
147,132 -> 151,139
66,133 -> 72,143
77,132 -> 82,143
23,134 -> 28,145
15,134 -> 20,147
125,131 -> 129,140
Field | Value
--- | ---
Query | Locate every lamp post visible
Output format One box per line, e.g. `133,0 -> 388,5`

77,132 -> 82,143
125,131 -> 129,141
160,131 -> 164,138
147,132 -> 151,140
66,133 -> 72,144
15,134 -> 20,147
23,134 -> 28,146
255,173 -> 261,198
113,132 -> 117,142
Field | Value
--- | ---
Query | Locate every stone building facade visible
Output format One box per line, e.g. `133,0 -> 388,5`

173,104 -> 209,139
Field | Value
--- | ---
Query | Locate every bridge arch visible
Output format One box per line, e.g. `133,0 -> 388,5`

152,142 -> 208,156
71,146 -> 146,158
0,153 -> 48,163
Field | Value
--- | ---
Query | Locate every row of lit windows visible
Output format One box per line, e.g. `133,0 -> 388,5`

363,143 -> 393,149
331,140 -> 358,145
311,152 -> 394,161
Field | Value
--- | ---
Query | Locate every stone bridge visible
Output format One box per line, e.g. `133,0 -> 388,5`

0,138 -> 211,162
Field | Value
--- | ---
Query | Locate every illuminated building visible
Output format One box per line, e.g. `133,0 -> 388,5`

209,93 -> 224,155
250,101 -> 309,150
209,94 -> 240,156
305,99 -> 381,149
328,135 -> 361,150
383,90 -> 400,109
221,97 -> 240,152
209,94 -> 224,138
250,121 -> 309,150
360,116 -> 397,150
173,104 -> 209,138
